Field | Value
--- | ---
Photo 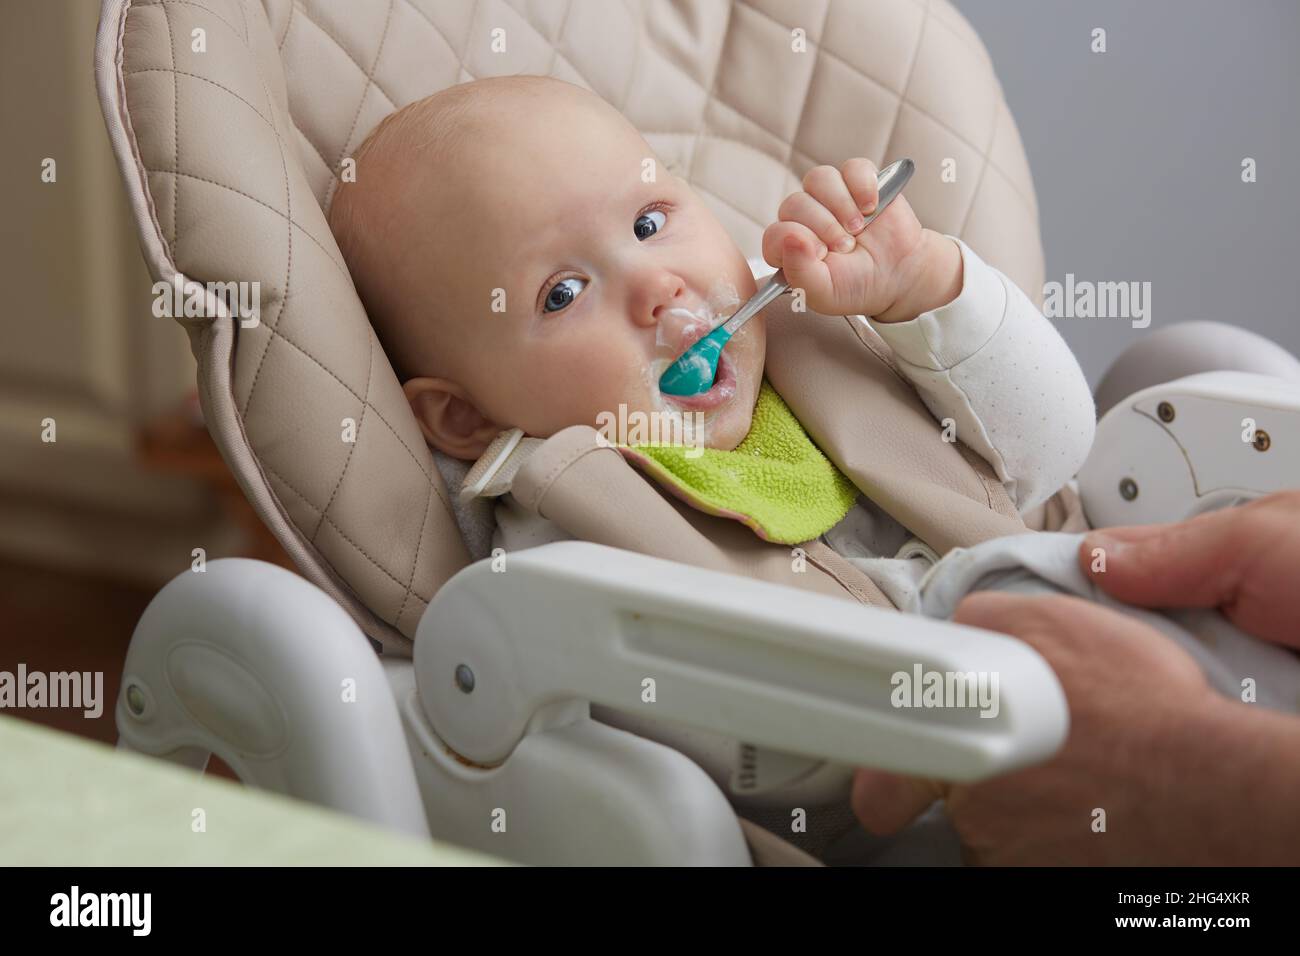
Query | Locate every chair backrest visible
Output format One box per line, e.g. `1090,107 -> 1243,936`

96,0 -> 1044,655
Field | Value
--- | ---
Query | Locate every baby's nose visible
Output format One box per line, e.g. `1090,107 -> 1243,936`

634,271 -> 687,323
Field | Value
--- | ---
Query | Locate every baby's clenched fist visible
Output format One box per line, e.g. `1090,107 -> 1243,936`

761,157 -> 957,323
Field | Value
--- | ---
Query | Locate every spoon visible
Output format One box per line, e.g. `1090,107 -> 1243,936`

658,158 -> 915,396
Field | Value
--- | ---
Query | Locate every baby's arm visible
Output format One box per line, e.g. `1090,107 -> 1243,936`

759,159 -> 1094,511
863,235 -> 1096,513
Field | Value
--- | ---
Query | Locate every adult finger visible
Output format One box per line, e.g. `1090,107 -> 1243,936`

851,767 -> 946,835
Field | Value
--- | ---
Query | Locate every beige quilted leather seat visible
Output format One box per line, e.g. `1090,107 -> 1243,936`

96,0 -> 1044,656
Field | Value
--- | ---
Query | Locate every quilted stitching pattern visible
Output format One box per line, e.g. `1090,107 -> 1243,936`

108,0 -> 1043,646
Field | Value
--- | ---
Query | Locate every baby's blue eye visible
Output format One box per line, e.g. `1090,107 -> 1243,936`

542,207 -> 665,313
634,208 -> 666,240
543,276 -> 586,313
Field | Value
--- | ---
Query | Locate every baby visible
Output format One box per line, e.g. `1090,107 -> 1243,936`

329,73 -> 1095,611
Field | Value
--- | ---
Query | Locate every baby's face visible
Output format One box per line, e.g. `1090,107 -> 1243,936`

396,84 -> 765,458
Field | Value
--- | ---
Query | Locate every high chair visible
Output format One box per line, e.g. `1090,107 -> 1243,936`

96,0 -> 1300,865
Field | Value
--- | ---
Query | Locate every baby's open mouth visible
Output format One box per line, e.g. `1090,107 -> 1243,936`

658,347 -> 737,411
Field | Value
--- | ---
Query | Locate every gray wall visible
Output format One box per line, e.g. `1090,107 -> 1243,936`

952,0 -> 1300,384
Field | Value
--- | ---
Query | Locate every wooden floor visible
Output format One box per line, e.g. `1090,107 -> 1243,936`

0,558 -> 237,779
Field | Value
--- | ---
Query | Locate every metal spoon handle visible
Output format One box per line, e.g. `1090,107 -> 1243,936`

723,157 -> 915,334
721,267 -> 790,332
864,156 -> 914,228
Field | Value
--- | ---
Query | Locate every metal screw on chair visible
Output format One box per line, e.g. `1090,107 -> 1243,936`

1253,428 -> 1271,452
1119,477 -> 1139,501
1157,401 -> 1175,423
454,664 -> 475,694
125,683 -> 146,716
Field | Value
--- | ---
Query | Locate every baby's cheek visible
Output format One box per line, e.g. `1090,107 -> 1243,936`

575,364 -> 645,432
735,318 -> 767,379
506,371 -> 582,436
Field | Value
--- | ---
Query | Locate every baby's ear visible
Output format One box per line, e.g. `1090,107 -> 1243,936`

402,378 -> 503,462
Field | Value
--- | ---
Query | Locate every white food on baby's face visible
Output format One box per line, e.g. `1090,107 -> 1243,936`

659,307 -> 713,349
654,275 -> 742,349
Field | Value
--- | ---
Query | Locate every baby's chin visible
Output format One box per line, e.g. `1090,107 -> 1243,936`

653,351 -> 763,451
605,320 -> 765,451
701,376 -> 761,450
697,406 -> 753,452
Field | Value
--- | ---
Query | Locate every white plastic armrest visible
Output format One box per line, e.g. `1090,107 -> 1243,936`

118,558 -> 429,839
415,541 -> 1067,782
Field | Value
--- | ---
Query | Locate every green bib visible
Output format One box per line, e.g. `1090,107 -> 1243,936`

617,379 -> 859,545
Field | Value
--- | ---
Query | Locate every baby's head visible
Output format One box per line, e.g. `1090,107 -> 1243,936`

328,75 -> 764,461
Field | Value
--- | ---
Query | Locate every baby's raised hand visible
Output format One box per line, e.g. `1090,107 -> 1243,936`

761,158 -> 934,321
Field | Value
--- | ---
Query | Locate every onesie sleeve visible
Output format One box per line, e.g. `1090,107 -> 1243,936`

862,235 -> 1096,513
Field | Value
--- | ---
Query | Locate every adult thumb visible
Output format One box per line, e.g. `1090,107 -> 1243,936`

1081,508 -> 1247,609
1081,497 -> 1300,648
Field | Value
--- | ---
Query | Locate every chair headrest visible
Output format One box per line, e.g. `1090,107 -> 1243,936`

96,0 -> 1043,655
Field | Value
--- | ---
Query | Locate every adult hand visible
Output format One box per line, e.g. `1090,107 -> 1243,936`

852,592 -> 1224,864
852,491 -> 1300,864
1080,490 -> 1300,649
